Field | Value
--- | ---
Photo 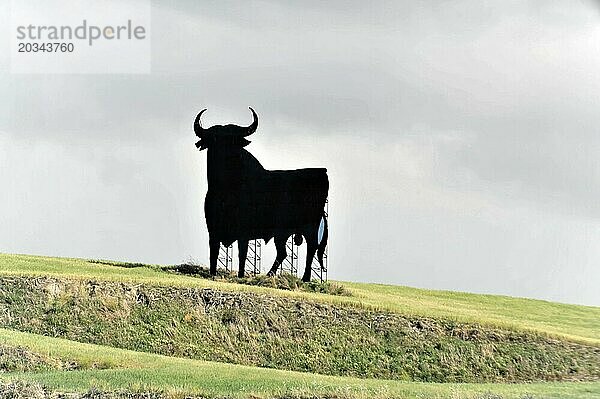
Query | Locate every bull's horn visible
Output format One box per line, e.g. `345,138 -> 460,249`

245,107 -> 258,136
194,109 -> 207,137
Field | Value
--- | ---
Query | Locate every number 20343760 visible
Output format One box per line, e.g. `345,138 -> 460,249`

17,42 -> 74,53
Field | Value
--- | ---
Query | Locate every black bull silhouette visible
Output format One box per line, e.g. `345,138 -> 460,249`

194,108 -> 329,282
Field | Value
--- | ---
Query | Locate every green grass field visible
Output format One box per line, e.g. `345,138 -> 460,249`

0,252 -> 598,398
1,328 -> 599,399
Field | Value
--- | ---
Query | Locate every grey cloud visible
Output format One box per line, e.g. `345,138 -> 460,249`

2,0 -> 600,305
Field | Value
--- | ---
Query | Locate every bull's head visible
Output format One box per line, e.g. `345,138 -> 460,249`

193,107 -> 258,151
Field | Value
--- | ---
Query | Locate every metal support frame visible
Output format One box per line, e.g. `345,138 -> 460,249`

245,239 -> 262,275
217,243 -> 234,273
217,240 -> 262,275
214,199 -> 328,281
280,237 -> 299,276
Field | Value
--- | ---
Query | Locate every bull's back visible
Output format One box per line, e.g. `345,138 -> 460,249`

241,168 -> 328,232
261,168 -> 328,194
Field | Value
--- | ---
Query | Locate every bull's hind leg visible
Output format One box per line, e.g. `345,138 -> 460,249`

302,229 -> 318,282
209,236 -> 220,276
267,236 -> 287,276
238,239 -> 248,278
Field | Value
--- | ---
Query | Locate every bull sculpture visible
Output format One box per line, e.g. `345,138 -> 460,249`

194,107 -> 329,282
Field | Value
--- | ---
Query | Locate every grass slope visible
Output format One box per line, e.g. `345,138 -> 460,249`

2,275 -> 598,383
1,328 -> 599,399
1,253 -> 598,345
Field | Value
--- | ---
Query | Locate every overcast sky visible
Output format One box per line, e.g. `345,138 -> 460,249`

1,1 -> 600,306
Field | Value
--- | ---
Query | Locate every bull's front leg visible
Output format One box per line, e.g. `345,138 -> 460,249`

238,239 -> 248,278
209,236 -> 220,276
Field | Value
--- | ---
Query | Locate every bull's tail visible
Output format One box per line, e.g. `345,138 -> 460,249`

317,212 -> 328,270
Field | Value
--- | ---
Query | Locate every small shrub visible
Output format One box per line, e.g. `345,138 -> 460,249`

89,260 -> 148,269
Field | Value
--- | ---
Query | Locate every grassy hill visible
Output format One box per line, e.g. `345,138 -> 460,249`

0,253 -> 598,398
1,328 -> 599,399
2,254 -> 598,344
